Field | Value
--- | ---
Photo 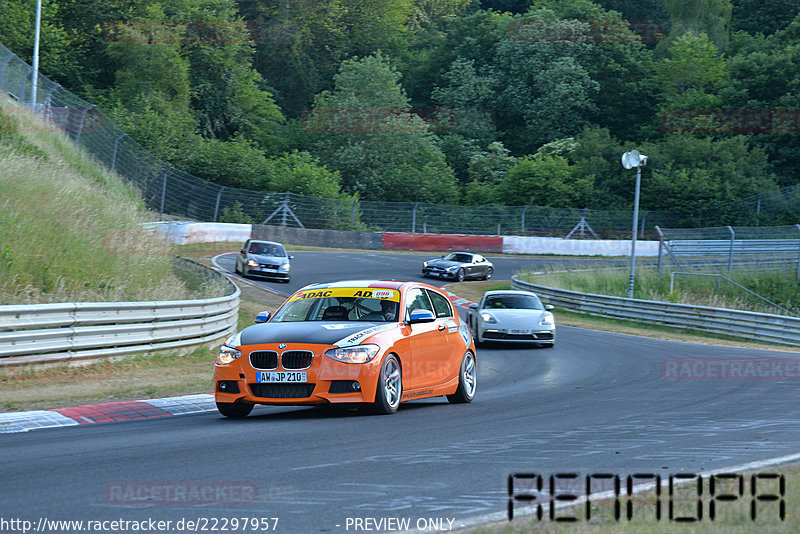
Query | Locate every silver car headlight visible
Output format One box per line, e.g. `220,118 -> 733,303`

279,263 -> 290,272
539,313 -> 554,326
446,265 -> 459,272
246,259 -> 258,267
324,344 -> 380,364
480,312 -> 497,324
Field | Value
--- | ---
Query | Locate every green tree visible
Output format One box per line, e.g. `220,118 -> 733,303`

657,0 -> 732,55
0,0 -> 77,85
731,0 -> 798,36
309,53 -> 460,203
463,141 -> 516,204
494,154 -> 593,207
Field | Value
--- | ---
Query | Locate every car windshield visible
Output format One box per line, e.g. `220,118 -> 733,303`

444,252 -> 472,263
272,289 -> 400,322
484,294 -> 543,310
249,243 -> 285,257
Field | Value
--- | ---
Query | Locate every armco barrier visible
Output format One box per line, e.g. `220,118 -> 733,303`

383,232 -> 504,253
511,276 -> 800,347
0,259 -> 240,366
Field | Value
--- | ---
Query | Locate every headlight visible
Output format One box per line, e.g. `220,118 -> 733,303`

246,259 -> 258,267
480,312 -> 496,323
446,265 -> 459,272
423,261 -> 428,267
279,263 -> 290,272
324,344 -> 380,364
216,345 -> 241,365
540,313 -> 554,326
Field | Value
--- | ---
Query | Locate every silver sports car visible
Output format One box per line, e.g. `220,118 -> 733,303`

466,290 -> 555,347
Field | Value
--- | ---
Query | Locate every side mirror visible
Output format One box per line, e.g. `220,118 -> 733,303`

255,310 -> 271,323
407,309 -> 436,324
545,304 -> 554,311
240,249 -> 246,255
469,303 -> 479,310
288,255 -> 294,260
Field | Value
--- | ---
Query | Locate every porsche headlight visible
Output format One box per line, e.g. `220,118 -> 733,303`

480,312 -> 497,323
325,344 -> 380,364
246,259 -> 258,267
540,313 -> 554,326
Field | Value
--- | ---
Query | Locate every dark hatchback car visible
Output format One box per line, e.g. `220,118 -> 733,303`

421,251 -> 494,282
235,239 -> 293,282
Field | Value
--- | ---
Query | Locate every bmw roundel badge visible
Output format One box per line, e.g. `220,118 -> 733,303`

278,343 -> 287,349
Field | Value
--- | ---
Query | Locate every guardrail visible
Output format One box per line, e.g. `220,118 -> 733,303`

0,259 -> 240,366
511,276 -> 800,347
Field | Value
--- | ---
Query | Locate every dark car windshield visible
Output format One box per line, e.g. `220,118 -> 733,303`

484,294 -> 543,310
249,243 -> 286,257
443,252 -> 472,263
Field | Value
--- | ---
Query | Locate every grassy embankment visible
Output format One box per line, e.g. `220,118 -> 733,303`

0,100 -> 251,410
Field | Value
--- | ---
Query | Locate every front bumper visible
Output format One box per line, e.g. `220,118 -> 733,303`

243,266 -> 290,280
480,327 -> 555,344
214,346 -> 383,406
422,268 -> 457,279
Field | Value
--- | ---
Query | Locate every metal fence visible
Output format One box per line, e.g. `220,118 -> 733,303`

0,259 -> 239,366
656,225 -> 800,275
511,276 -> 800,346
2,42 -> 796,237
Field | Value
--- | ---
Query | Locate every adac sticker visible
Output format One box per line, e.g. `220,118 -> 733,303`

290,288 -> 400,302
446,319 -> 458,333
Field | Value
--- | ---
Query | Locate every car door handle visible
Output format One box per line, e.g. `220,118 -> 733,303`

437,324 -> 446,332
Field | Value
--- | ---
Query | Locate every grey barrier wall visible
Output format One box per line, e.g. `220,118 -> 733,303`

0,259 -> 240,366
251,225 -> 383,250
511,276 -> 800,347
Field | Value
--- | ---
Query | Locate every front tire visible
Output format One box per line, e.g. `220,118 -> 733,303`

371,355 -> 402,415
483,267 -> 493,280
448,351 -> 477,403
216,401 -> 254,418
456,268 -> 465,282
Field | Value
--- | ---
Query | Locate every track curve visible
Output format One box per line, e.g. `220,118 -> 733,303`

2,251 -> 799,532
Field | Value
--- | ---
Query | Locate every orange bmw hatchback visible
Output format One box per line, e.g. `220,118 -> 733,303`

214,280 -> 477,416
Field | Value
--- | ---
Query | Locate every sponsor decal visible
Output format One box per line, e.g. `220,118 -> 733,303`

459,323 -> 472,346
334,324 -> 395,348
322,324 -> 364,330
289,288 -> 400,302
401,388 -> 434,401
446,319 -> 458,333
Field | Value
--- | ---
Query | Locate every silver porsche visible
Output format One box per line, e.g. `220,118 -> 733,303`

466,290 -> 555,347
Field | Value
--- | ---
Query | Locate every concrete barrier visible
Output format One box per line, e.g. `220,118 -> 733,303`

383,232 -> 504,253
503,235 -> 659,256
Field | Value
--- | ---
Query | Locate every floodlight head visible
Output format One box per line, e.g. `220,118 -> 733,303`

621,150 -> 646,169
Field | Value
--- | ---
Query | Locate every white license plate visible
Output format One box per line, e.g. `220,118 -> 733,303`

256,371 -> 307,383
510,329 -> 532,334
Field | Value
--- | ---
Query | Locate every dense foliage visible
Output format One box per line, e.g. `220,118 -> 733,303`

2,0 -> 799,224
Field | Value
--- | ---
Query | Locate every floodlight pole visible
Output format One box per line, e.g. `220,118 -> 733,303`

31,0 -> 42,107
627,164 -> 642,299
